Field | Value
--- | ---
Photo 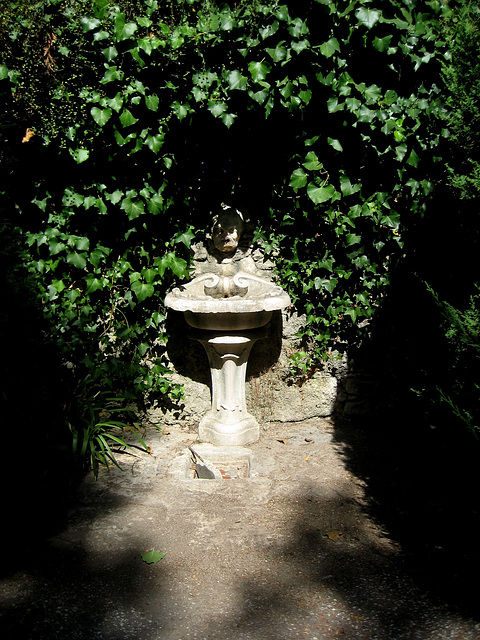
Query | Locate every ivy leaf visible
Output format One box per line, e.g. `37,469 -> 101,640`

381,212 -> 401,229
137,17 -> 153,28
174,228 -> 195,248
121,196 -> 145,220
220,12 -> 235,30
319,37 -> 340,58
83,196 -> 97,210
357,105 -> 375,123
80,16 -> 101,32
248,61 -> 270,83
374,34 -> 393,52
91,107 -> 112,126
106,189 -> 123,204
102,46 -> 118,62
146,134 -> 164,153
314,277 -> 338,293
192,86 -> 205,102
74,236 -> 90,251
147,194 -> 164,214
356,7 -> 381,28
299,89 -> 312,104
145,94 -> 159,112
345,307 -> 359,323
130,46 -> 146,68
395,143 -> 408,162
228,70 -> 247,91
141,549 -> 165,564
307,183 -> 336,204
131,281 -> 154,302
266,44 -> 288,62
85,276 -> 105,294
346,233 -> 361,246
327,97 -> 344,113
365,84 -> 382,105
276,5 -> 290,21
249,88 -> 269,105
289,168 -> 308,191
67,252 -> 87,269
89,249 -> 106,268
105,93 -> 123,112
119,109 -> 139,127
49,241 -> 66,255
291,39 -> 309,54
93,30 -> 110,42
114,12 -> 138,42
142,268 -> 158,284
208,100 -> 227,118
155,252 -> 188,278
171,101 -> 189,120
340,175 -> 359,196
222,113 -> 236,128
101,66 -> 124,84
69,148 -> 90,164
406,149 -> 420,167
260,21 -> 279,40
328,137 -> 343,152
303,151 -> 322,171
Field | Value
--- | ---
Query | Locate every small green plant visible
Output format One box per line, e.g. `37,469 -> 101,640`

70,390 -> 149,476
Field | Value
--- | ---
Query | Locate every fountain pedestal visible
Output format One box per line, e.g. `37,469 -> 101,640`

195,330 -> 263,446
164,270 -> 290,446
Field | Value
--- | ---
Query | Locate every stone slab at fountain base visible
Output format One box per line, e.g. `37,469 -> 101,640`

199,413 -> 259,447
167,443 -> 257,480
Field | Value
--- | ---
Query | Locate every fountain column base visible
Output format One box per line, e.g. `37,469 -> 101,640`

196,331 -> 262,446
199,414 -> 259,447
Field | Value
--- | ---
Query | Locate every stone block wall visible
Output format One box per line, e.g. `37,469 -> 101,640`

148,306 -> 363,428
150,226 -> 371,428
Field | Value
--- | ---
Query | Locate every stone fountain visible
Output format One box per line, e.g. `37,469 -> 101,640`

164,206 -> 290,446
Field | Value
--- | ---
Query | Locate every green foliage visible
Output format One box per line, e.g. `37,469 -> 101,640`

428,284 -> 480,437
0,0 -> 451,465
412,0 -> 480,438
69,391 -> 150,477
441,0 -> 480,200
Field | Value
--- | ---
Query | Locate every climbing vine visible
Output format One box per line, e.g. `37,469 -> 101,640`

0,0 -> 450,465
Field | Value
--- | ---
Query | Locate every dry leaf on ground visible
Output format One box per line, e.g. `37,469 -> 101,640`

326,531 -> 343,542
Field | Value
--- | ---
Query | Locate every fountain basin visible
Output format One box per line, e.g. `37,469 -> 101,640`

164,272 -> 290,331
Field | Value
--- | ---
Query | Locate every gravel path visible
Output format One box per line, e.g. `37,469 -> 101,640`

1,418 -> 479,639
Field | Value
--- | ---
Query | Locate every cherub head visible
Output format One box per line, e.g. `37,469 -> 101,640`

211,206 -> 245,254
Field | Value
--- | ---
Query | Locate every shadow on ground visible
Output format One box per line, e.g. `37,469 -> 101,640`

333,411 -> 480,620
332,268 -> 480,620
1,251 -> 479,637
4,478 -> 475,640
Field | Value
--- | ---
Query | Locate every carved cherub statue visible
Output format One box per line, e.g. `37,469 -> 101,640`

192,204 -> 260,277
211,205 -> 245,255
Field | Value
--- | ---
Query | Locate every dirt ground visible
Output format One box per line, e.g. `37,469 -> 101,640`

1,417 -> 480,639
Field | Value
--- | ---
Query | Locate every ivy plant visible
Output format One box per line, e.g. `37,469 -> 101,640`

0,0 -> 451,467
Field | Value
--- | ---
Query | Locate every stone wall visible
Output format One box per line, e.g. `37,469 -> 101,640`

148,306 -> 358,428
150,227 -> 368,428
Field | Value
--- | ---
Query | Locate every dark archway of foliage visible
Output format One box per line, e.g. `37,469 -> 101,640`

3,0 -> 474,469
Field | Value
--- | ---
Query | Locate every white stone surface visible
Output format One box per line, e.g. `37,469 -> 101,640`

164,271 -> 291,445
